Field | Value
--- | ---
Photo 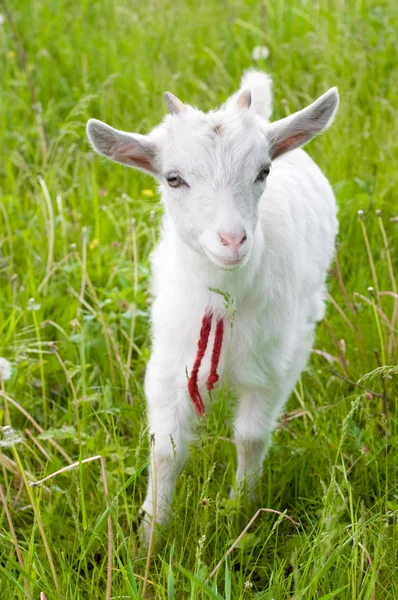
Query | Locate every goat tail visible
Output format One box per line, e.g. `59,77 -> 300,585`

224,69 -> 273,122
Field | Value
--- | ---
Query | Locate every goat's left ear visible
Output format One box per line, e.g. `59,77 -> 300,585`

267,88 -> 339,160
86,119 -> 159,176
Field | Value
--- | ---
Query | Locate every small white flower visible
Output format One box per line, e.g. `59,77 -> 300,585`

27,298 -> 41,311
357,209 -> 364,217
252,46 -> 269,61
0,14 -> 5,25
0,358 -> 12,382
244,580 -> 253,589
0,426 -> 23,448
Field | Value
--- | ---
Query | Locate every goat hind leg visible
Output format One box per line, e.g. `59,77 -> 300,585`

232,388 -> 279,499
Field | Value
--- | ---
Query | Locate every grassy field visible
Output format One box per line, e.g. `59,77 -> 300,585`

0,0 -> 397,598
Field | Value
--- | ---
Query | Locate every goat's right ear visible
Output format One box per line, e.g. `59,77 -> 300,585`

86,119 -> 159,176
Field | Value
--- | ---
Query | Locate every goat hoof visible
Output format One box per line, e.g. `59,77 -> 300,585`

136,509 -> 166,553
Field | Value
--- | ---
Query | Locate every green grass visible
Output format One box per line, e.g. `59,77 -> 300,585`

0,0 -> 397,598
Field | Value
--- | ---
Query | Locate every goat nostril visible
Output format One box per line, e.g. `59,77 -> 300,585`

220,235 -> 229,247
219,231 -> 247,249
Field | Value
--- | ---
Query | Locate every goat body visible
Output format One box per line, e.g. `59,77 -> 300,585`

87,70 -> 339,536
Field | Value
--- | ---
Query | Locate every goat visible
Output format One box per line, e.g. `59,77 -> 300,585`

86,69 -> 339,540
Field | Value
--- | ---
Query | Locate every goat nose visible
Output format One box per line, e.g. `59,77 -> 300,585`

219,231 -> 247,249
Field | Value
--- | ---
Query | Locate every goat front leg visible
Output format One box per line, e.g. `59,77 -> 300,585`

140,365 -> 193,543
232,388 -> 280,499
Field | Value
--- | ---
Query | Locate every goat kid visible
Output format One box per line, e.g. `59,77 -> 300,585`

87,70 -> 339,540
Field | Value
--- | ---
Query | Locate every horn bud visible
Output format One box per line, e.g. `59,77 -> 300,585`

164,92 -> 187,115
236,89 -> 252,110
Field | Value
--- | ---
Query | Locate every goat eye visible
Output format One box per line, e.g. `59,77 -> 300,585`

166,174 -> 184,188
256,165 -> 271,182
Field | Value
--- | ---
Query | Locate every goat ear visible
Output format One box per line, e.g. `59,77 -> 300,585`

86,119 -> 159,176
267,88 -> 339,160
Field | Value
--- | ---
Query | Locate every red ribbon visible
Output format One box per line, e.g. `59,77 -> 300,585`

187,311 -> 224,416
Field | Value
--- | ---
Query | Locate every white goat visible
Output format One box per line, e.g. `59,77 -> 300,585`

87,70 -> 339,538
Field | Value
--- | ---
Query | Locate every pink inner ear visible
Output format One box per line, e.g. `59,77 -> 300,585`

110,139 -> 156,173
125,154 -> 154,172
273,132 -> 307,158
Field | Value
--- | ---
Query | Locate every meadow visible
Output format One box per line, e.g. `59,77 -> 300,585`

0,0 -> 397,598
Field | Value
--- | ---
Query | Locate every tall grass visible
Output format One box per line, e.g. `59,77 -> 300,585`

0,0 -> 397,598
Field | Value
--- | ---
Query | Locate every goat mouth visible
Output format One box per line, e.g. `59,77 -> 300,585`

220,256 -> 243,266
204,248 -> 246,269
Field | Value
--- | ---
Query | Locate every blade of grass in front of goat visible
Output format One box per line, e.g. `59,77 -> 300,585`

81,462 -> 148,560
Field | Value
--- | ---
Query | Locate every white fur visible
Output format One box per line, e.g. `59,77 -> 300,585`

86,70 -> 339,536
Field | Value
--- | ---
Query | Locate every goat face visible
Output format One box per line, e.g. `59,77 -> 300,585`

156,107 -> 271,269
